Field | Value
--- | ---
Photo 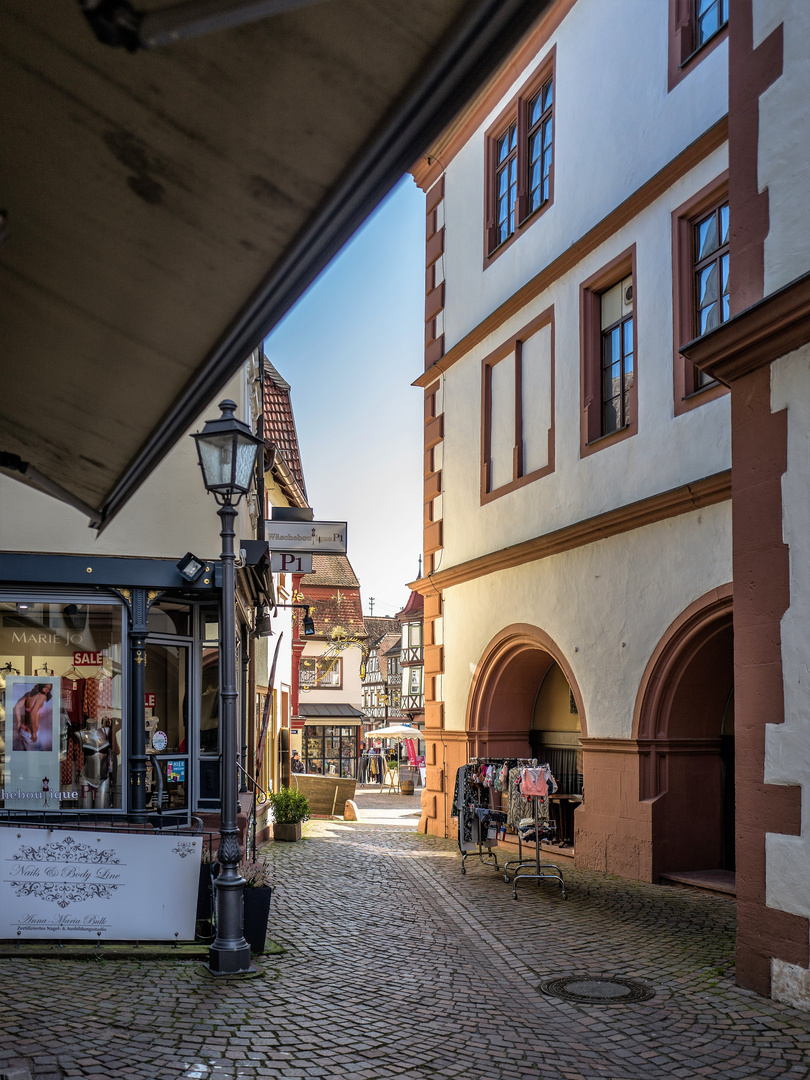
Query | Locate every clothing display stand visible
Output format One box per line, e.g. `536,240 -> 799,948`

506,794 -> 567,900
457,757 -> 535,877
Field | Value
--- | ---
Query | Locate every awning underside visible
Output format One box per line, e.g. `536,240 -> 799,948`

0,0 -> 544,526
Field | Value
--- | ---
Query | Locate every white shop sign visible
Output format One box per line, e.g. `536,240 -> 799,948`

0,828 -> 201,940
264,520 -> 347,554
269,553 -> 313,574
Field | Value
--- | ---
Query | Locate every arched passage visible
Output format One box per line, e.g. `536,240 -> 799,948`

634,585 -> 734,880
466,622 -> 585,760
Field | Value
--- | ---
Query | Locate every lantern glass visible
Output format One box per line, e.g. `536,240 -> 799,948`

197,433 -> 237,491
233,434 -> 259,491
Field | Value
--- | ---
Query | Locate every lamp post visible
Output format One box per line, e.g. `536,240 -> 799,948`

192,398 -> 262,975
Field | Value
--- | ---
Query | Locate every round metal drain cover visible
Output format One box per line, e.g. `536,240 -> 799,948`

542,975 -> 655,1004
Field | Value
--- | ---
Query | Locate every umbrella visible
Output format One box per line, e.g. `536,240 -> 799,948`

365,725 -> 424,792
367,725 -> 424,740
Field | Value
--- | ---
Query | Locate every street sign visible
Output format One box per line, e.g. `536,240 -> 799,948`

264,520 -> 347,554
270,553 -> 314,574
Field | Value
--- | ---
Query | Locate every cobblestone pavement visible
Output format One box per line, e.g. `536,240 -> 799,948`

1,787 -> 809,1080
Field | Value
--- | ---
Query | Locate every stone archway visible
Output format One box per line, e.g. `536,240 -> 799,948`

466,623 -> 586,757
634,585 -> 734,881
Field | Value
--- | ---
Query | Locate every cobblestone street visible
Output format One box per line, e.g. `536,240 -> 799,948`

1,789 -> 808,1080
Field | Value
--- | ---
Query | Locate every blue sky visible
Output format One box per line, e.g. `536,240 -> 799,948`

264,176 -> 425,617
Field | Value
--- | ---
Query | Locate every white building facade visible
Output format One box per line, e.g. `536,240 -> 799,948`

410,0 -> 810,1006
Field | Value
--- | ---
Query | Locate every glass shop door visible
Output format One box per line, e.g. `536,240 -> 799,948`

144,639 -> 191,825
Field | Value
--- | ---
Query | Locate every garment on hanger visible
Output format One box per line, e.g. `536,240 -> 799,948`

507,767 -> 534,827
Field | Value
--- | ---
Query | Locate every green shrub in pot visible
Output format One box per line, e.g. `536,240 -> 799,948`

268,786 -> 310,841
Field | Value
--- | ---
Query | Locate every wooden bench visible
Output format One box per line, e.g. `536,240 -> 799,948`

292,773 -> 357,817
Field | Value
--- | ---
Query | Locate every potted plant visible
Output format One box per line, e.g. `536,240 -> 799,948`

239,858 -> 274,955
268,785 -> 310,842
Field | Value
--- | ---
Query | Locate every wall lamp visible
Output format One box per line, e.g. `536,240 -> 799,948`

79,0 -> 328,52
176,552 -> 207,583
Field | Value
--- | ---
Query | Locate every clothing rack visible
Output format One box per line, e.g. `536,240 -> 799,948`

457,757 -> 537,876
456,759 -> 568,900
505,779 -> 567,900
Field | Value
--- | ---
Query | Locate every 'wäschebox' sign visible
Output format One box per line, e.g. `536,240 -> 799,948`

264,521 -> 347,555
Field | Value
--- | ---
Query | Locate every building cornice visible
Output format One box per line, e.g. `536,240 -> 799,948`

409,470 -> 731,594
682,269 -> 810,384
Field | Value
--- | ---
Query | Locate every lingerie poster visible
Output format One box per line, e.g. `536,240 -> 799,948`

3,677 -> 62,810
0,828 -> 201,940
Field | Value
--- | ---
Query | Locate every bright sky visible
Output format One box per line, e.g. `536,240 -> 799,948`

264,176 -> 425,618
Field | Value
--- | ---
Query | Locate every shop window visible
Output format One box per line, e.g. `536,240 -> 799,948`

144,641 -> 189,812
672,176 -> 729,413
485,50 -> 555,262
0,599 -> 125,811
147,601 -> 191,636
199,646 -> 219,754
580,247 -> 638,456
302,724 -> 357,777
300,656 -> 342,689
201,606 -> 219,643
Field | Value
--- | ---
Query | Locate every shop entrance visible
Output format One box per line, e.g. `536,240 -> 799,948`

636,588 -> 734,881
530,662 -> 582,850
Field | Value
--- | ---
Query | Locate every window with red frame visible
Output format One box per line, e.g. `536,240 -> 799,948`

527,75 -> 553,215
485,58 -> 555,258
494,121 -> 518,247
692,199 -> 729,388
695,0 -> 728,50
600,276 -> 635,436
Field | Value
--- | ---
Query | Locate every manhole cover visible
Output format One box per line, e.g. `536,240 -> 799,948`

542,975 -> 655,1004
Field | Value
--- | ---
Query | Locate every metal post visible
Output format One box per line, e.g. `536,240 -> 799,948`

208,501 -> 252,974
239,625 -> 249,794
129,588 -> 149,824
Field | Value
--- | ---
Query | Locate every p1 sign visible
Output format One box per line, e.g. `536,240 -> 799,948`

270,553 -> 313,574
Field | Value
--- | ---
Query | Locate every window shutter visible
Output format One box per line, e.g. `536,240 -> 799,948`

485,137 -> 498,253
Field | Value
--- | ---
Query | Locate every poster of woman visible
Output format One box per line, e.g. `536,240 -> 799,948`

9,680 -> 55,752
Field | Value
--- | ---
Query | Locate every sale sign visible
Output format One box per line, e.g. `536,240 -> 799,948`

74,651 -> 103,666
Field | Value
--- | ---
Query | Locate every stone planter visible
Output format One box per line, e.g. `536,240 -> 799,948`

273,821 -> 303,842
243,885 -> 273,954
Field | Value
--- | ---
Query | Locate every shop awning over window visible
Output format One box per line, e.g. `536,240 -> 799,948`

0,0 -> 545,528
299,703 -> 365,725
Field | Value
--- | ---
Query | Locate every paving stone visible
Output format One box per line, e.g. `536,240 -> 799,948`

1,788 -> 809,1078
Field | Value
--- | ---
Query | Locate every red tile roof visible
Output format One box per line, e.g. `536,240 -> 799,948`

298,555 -> 365,639
364,617 -> 401,649
301,555 -> 360,588
397,589 -> 424,620
263,358 -> 306,497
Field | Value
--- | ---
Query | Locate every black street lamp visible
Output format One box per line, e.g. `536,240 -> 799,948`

192,398 -> 263,975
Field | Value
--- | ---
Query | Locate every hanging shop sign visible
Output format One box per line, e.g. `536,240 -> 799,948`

144,693 -> 156,708
269,553 -> 314,574
0,828 -> 200,940
264,520 -> 347,555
